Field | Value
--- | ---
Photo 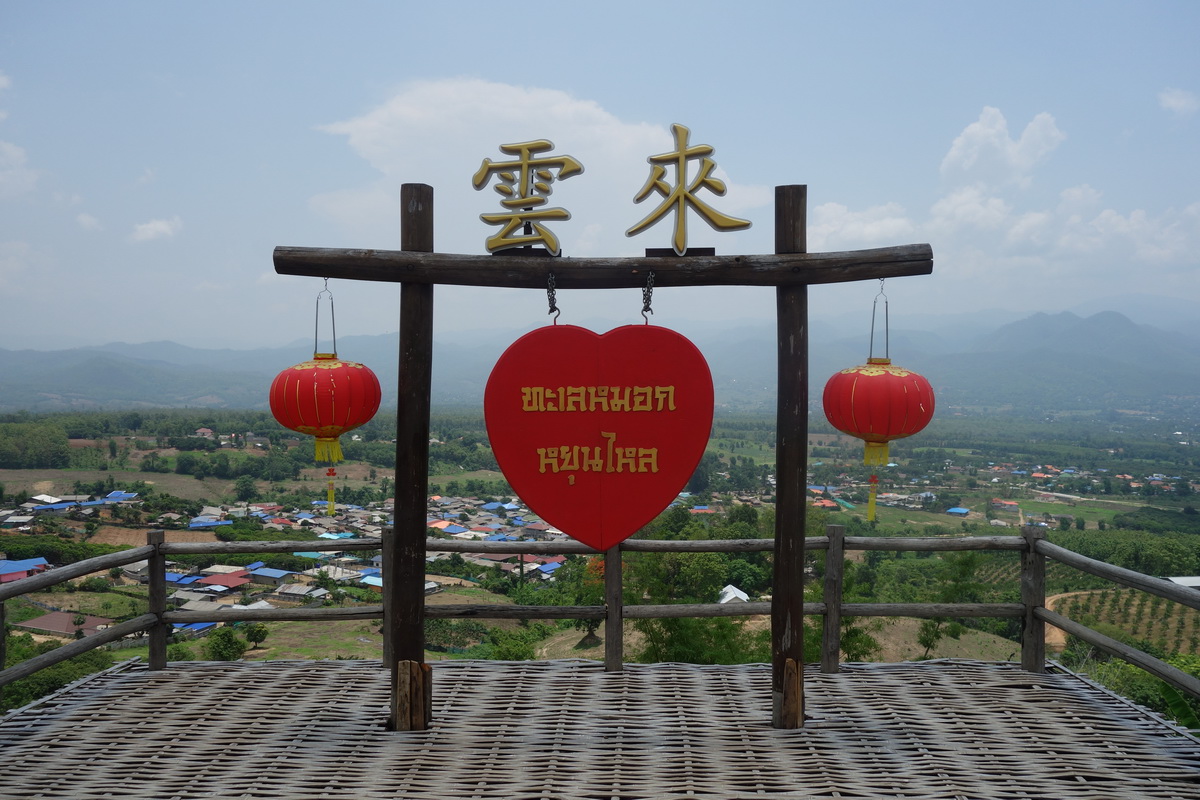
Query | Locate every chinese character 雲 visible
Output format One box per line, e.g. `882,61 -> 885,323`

472,140 -> 584,256
626,123 -> 751,255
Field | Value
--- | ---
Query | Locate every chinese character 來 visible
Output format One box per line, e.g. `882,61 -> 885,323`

472,140 -> 584,256
626,123 -> 751,256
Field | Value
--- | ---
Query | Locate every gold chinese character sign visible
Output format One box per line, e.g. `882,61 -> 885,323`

626,123 -> 752,255
484,324 -> 714,551
472,139 -> 584,256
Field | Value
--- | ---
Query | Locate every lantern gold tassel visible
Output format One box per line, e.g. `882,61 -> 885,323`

315,437 -> 344,464
863,441 -> 889,466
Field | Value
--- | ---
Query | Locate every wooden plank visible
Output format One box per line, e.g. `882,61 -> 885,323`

821,525 -> 845,673
1037,540 -> 1200,611
780,657 -> 802,729
147,530 -> 167,670
772,184 -> 807,729
604,545 -> 623,671
1021,525 -> 1047,672
393,659 -> 412,732
274,243 -> 933,289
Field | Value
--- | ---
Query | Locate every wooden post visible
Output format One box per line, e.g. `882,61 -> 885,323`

1021,524 -> 1047,672
147,529 -> 167,669
821,524 -> 845,673
388,183 -> 434,731
381,526 -> 395,666
604,545 -> 623,671
772,184 -> 807,728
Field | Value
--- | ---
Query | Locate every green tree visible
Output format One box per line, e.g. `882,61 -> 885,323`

167,643 -> 195,661
242,623 -> 269,650
234,475 -> 258,502
203,627 -> 249,661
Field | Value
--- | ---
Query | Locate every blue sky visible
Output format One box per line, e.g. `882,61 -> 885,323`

1,1 -> 1197,351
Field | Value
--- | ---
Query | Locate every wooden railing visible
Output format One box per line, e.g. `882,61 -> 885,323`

3,525 -> 1199,702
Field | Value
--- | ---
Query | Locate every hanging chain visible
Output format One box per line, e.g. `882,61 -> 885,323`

868,278 -> 888,360
315,278 -> 337,355
547,273 -> 560,323
641,271 -> 655,323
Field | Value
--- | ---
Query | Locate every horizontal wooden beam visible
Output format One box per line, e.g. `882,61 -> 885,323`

847,536 -> 1027,552
158,539 -> 382,556
0,614 -> 157,688
162,606 -> 384,624
1039,608 -> 1200,699
1037,540 -> 1200,611
0,546 -> 156,602
273,243 -> 932,290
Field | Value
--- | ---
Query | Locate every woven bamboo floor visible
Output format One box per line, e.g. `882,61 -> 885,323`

1,659 -> 1198,800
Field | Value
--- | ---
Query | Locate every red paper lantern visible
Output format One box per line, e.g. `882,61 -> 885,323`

269,353 -> 381,463
822,357 -> 935,466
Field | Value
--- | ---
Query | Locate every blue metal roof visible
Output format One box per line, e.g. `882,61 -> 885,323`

1,557 -> 49,573
34,502 -> 79,511
250,567 -> 293,579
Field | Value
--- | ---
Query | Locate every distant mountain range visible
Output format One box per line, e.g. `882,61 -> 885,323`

2,310 -> 1199,414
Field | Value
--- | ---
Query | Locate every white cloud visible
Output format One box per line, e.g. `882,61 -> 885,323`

929,186 -> 1011,231
1158,87 -> 1198,116
809,202 -> 915,251
315,78 -> 770,258
76,213 -> 103,231
0,140 -> 37,198
129,215 -> 182,242
940,107 -> 1065,188
0,72 -> 10,92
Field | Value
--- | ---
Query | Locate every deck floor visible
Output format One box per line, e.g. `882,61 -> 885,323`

1,658 -> 1198,799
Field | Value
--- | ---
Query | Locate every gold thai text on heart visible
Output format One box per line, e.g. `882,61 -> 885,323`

537,432 -> 659,477
521,385 -> 677,413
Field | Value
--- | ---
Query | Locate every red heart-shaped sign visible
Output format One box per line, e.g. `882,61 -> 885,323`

484,324 -> 714,551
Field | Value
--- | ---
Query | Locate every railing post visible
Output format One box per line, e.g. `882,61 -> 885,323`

604,545 -> 623,671
1,597 -> 7,671
381,527 -> 395,667
147,529 -> 167,669
821,524 -> 845,673
389,182 -> 434,731
772,184 -> 808,728
1021,525 -> 1047,672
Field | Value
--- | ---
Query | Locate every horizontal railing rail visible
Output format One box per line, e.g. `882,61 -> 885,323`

2,526 -> 1198,706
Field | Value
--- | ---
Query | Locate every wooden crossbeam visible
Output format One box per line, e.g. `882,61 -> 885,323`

273,243 -> 932,288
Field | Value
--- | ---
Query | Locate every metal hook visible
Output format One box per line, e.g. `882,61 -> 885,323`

641,271 -> 655,324
547,273 -> 560,325
315,279 -> 337,355
868,279 -> 889,360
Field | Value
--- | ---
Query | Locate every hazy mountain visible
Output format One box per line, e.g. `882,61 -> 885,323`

2,310 -> 1198,414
